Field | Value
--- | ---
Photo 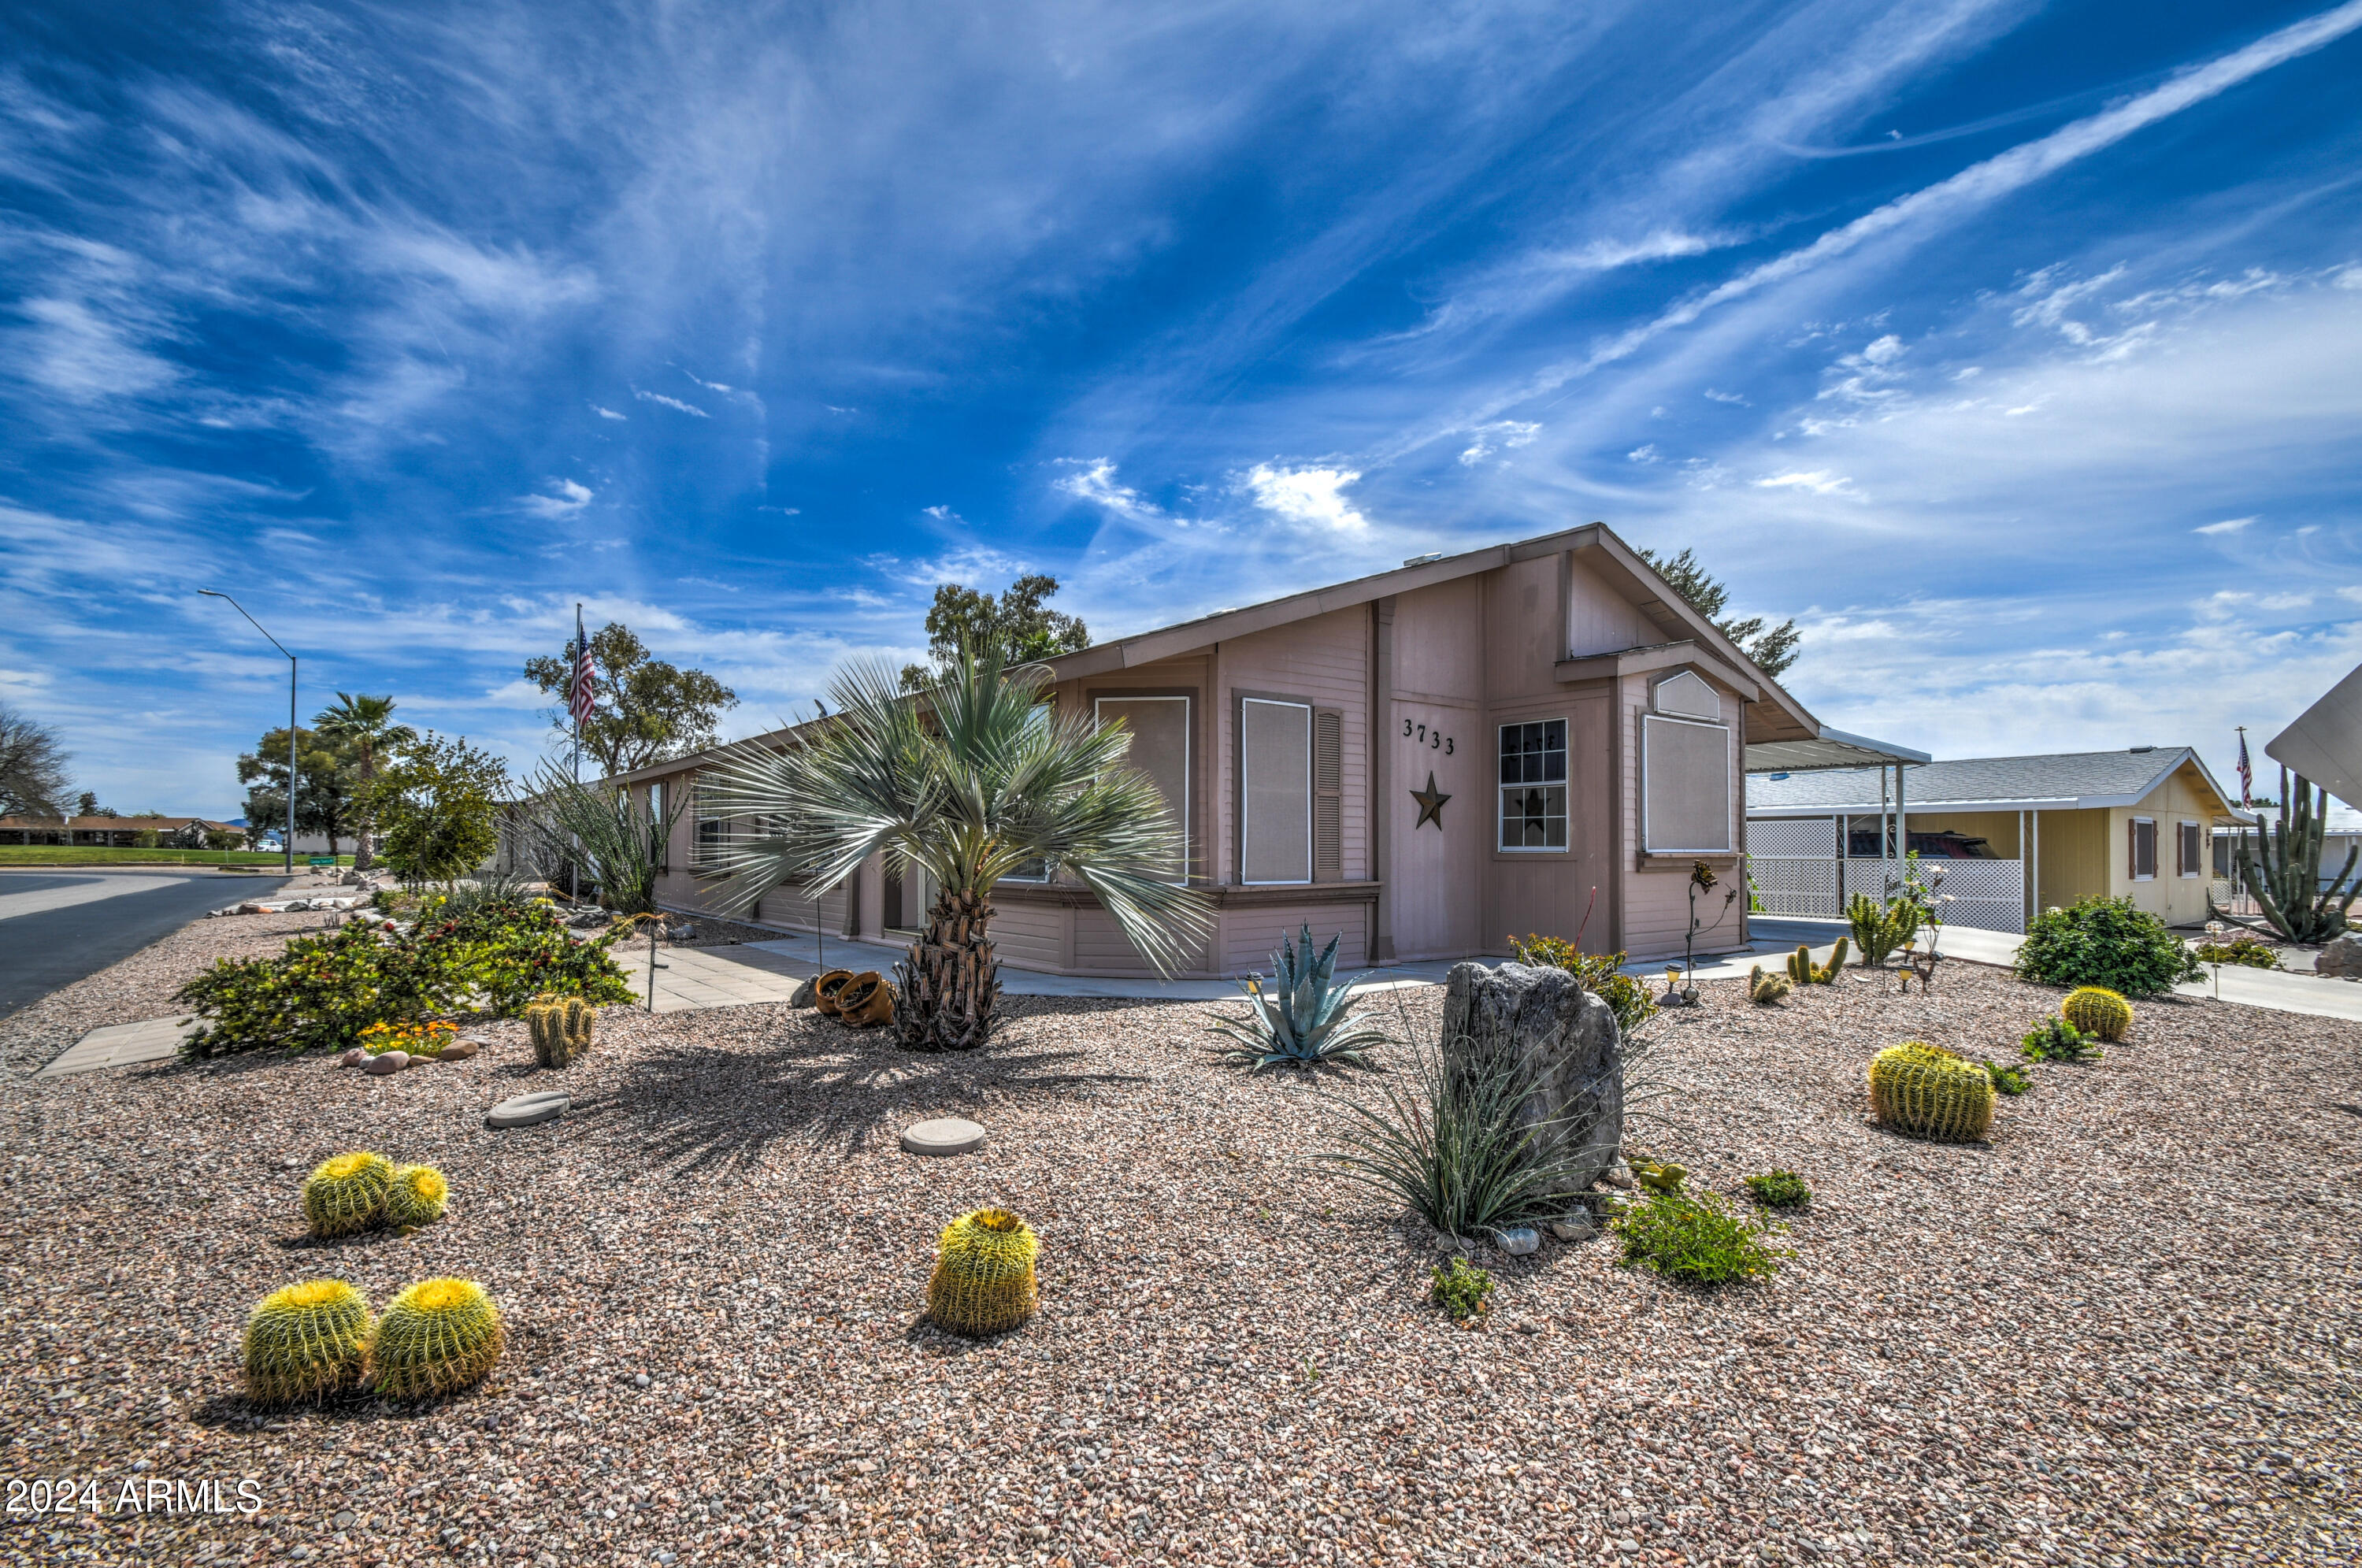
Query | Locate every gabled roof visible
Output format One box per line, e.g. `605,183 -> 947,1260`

1745,747 -> 2237,817
1040,521 -> 1830,747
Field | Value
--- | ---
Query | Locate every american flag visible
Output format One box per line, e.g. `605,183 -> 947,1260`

569,606 -> 597,731
2236,728 -> 2252,808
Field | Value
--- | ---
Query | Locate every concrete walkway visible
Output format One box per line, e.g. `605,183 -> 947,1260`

1751,915 -> 2362,1024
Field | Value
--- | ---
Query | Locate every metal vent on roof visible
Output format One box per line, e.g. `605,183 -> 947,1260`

2129,745 -> 2156,753
1403,551 -> 1446,566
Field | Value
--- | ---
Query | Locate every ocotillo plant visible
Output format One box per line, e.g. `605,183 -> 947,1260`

2216,766 -> 2361,944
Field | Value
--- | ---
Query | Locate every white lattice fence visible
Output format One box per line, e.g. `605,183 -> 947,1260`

1846,857 -> 2024,934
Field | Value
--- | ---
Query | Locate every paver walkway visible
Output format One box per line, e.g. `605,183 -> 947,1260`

33,1015 -> 199,1077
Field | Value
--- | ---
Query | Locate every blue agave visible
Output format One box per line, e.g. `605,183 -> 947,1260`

1207,923 -> 1390,1069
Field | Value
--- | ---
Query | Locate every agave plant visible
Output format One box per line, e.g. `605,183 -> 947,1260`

1207,924 -> 1389,1069
521,765 -> 684,914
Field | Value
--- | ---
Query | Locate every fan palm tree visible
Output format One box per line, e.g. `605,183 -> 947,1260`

313,693 -> 416,871
698,645 -> 1211,1050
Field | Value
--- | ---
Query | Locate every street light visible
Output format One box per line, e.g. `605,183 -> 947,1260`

198,590 -> 297,876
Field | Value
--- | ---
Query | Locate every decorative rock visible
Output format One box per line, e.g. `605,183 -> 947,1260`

1441,961 -> 1624,1192
440,1038 -> 482,1061
788,977 -> 817,1008
1548,1216 -> 1597,1242
363,1050 -> 410,1075
486,1091 -> 571,1129
899,1117 -> 987,1156
2316,932 -> 2362,979
1495,1226 -> 1541,1256
339,1047 -> 366,1069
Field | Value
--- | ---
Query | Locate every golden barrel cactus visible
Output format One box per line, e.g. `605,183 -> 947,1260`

1867,1041 -> 1995,1143
243,1279 -> 372,1405
367,1278 -> 505,1398
2061,986 -> 2132,1043
302,1151 -> 393,1238
384,1164 -> 449,1229
927,1209 -> 1040,1336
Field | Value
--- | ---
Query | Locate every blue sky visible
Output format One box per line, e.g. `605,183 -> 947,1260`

4,0 -> 2360,816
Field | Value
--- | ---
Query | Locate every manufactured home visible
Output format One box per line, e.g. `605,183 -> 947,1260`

605,525 -> 1917,976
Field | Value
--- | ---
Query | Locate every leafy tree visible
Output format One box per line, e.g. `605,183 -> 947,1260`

899,574 -> 1089,690
1634,547 -> 1800,677
74,791 -> 103,817
313,692 -> 417,871
0,705 -> 73,818
524,622 -> 738,777
367,732 -> 510,884
239,728 -> 362,854
701,644 -> 1207,1051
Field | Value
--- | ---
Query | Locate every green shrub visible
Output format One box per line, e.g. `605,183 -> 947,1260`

1429,1258 -> 1495,1323
1983,1059 -> 2030,1095
176,901 -> 631,1055
1742,1170 -> 1811,1209
2015,896 -> 2202,997
1507,934 -> 1659,1036
2019,1016 -> 2102,1063
1611,1191 -> 1789,1285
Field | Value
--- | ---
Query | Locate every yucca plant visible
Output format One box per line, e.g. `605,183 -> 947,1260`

1207,924 -> 1389,1069
1316,1025 -> 1589,1240
695,644 -> 1212,1051
520,765 -> 685,914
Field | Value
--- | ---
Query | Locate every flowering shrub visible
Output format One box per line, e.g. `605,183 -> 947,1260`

358,1020 -> 459,1058
178,902 -> 633,1056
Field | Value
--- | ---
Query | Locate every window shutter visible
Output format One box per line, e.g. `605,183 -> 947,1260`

2128,818 -> 2137,879
1313,708 -> 1344,883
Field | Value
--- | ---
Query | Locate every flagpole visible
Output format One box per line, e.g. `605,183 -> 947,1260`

569,603 -> 584,902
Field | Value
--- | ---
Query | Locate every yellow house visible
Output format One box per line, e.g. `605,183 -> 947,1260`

1746,747 -> 2241,930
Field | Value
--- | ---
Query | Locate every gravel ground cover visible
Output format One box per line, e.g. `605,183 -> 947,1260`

3,962 -> 2357,1567
0,906 -> 349,1077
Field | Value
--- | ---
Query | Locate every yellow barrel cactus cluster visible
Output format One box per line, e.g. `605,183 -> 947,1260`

1867,1041 -> 1996,1144
242,1280 -> 373,1404
301,1151 -> 449,1237
2060,986 -> 2133,1043
241,1277 -> 503,1405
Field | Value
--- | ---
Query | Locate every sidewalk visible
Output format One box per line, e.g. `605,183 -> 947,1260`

1751,916 -> 2362,1025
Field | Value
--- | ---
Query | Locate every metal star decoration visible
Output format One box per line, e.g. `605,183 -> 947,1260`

1411,770 -> 1450,829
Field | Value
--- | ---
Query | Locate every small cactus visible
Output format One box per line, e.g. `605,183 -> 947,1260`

2060,986 -> 2131,1043
367,1278 -> 505,1398
243,1279 -> 372,1405
302,1151 -> 393,1239
1748,965 -> 1793,1005
384,1164 -> 449,1229
526,993 -> 595,1068
1867,1041 -> 1995,1143
1785,937 -> 1848,984
927,1209 -> 1040,1336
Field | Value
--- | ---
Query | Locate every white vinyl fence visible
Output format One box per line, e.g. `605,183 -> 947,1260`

1747,818 -> 2026,935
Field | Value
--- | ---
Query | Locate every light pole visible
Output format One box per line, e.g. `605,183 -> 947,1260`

198,590 -> 297,876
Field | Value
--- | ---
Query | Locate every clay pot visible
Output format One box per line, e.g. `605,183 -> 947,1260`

813,969 -> 857,1018
836,971 -> 895,1029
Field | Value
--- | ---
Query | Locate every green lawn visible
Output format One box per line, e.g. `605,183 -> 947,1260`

0,847 -> 352,868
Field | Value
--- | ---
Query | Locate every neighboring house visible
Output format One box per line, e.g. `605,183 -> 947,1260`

1747,747 -> 2240,929
601,524 -> 1915,974
0,815 -> 239,847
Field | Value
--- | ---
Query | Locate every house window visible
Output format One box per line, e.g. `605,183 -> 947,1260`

1641,714 -> 1733,853
1498,718 -> 1568,851
2130,817 -> 2157,880
1003,703 -> 1059,883
1096,695 -> 1191,883
692,783 -> 727,871
648,783 -> 667,870
2177,820 -> 2201,878
1240,698 -> 1312,883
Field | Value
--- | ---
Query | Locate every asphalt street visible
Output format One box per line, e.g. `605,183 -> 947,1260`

0,869 -> 295,1019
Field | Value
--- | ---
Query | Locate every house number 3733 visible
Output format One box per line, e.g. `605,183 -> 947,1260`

1403,720 -> 1454,754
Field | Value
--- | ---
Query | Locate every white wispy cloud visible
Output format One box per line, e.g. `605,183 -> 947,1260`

2194,516 -> 2257,536
591,404 -> 626,421
634,389 -> 710,417
1456,421 -> 1540,465
1241,463 -> 1371,532
1752,469 -> 1855,495
519,478 -> 593,519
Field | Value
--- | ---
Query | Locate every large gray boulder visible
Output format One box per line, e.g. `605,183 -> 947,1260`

2317,932 -> 2362,979
1440,961 -> 1624,1193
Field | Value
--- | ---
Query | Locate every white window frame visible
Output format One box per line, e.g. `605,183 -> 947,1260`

1641,714 -> 1734,854
1240,697 -> 1313,885
2176,819 -> 2201,878
2130,815 -> 2156,882
1497,715 -> 1571,854
1095,695 -> 1190,884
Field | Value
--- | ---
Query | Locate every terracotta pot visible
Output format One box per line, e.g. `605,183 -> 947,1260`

813,969 -> 857,1017
836,971 -> 895,1029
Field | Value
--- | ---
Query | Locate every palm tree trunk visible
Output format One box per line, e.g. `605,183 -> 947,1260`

895,886 -> 1002,1051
